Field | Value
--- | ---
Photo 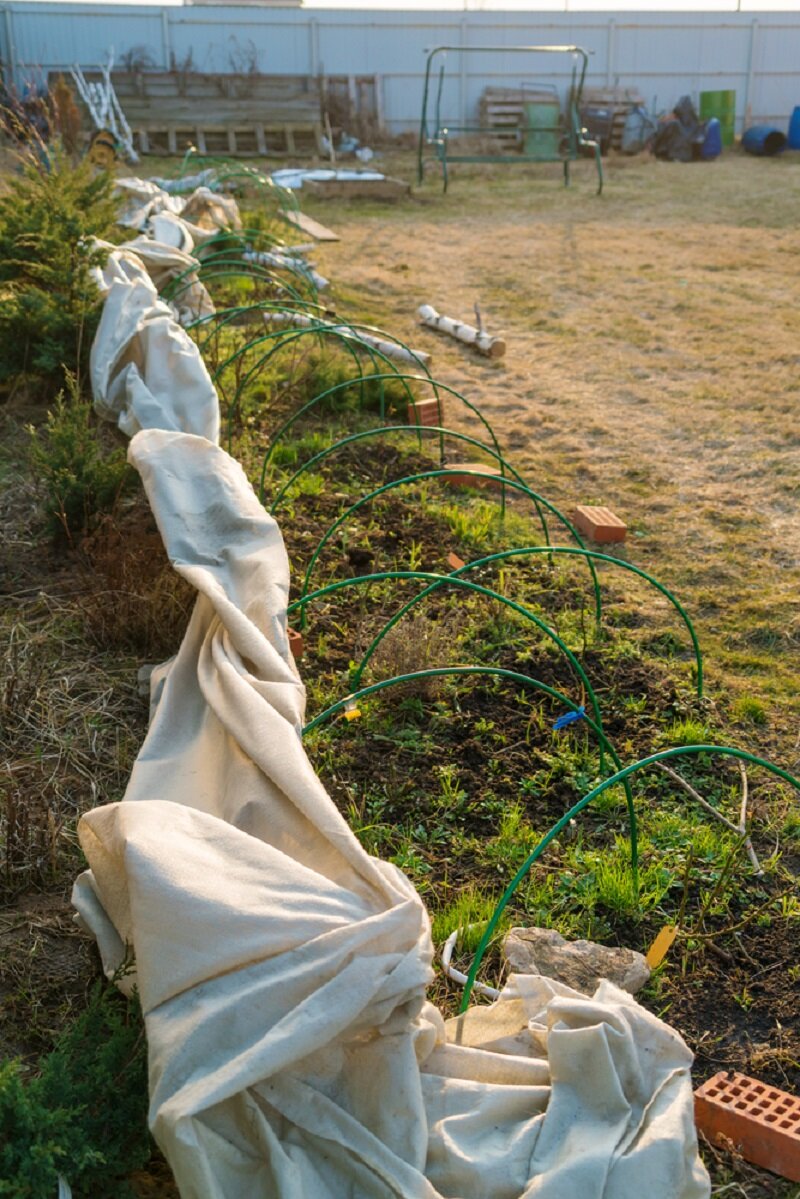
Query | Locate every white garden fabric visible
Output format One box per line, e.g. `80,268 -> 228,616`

73,236 -> 711,1199
90,248 -> 218,442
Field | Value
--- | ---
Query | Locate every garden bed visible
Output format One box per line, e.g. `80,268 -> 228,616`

1,146 -> 798,1197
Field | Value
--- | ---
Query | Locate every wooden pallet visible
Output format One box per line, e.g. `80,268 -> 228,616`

54,69 -> 324,157
478,86 -> 561,147
136,123 -> 322,158
581,86 -> 644,152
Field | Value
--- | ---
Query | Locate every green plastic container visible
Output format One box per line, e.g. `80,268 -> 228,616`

699,90 -> 736,147
523,101 -> 561,158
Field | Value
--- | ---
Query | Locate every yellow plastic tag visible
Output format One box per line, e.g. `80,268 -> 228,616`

645,924 -> 678,969
344,701 -> 361,722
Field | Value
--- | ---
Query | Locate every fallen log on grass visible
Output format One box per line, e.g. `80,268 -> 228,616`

418,303 -> 506,359
261,311 -> 431,366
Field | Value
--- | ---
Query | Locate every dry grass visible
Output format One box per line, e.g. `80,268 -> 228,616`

303,148 -> 800,750
0,601 -> 145,898
77,507 -> 195,658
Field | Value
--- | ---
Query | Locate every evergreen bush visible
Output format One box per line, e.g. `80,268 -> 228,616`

28,378 -> 134,542
0,146 -> 119,391
0,985 -> 150,1198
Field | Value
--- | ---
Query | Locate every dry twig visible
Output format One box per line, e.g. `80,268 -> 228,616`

657,762 -> 764,876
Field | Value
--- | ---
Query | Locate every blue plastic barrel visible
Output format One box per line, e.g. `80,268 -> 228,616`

742,126 -> 787,156
701,118 -> 722,160
788,106 -> 800,150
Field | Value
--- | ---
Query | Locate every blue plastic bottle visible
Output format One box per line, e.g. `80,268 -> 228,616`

788,106 -> 800,150
701,118 -> 722,159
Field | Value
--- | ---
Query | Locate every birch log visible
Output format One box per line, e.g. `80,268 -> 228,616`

261,311 -> 431,366
418,303 -> 506,359
243,250 -> 329,291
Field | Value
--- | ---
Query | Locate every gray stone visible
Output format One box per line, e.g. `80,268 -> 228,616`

503,927 -> 651,996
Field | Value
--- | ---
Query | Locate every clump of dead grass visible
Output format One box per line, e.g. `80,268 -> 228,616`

367,610 -> 462,698
76,508 -> 195,660
0,604 -> 145,899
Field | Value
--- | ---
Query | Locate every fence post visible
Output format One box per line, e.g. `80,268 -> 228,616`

3,6 -> 17,90
606,18 -> 615,87
161,9 -> 172,71
459,16 -> 468,128
743,17 -> 759,133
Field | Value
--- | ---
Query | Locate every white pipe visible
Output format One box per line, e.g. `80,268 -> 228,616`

441,927 -> 501,1000
261,311 -> 431,367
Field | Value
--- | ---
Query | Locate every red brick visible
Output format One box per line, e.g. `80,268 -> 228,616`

442,462 -> 504,491
573,504 -> 627,544
407,399 -> 443,427
695,1071 -> 800,1182
447,551 -> 466,570
288,628 -> 304,660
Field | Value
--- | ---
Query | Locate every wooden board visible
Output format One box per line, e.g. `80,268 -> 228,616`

303,175 -> 410,200
280,209 -> 340,242
135,122 -> 322,158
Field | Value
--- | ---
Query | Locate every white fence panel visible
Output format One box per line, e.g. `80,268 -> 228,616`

1,5 -> 798,134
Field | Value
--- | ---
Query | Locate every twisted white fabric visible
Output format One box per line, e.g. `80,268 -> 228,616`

90,249 -> 218,442
73,239 -> 711,1199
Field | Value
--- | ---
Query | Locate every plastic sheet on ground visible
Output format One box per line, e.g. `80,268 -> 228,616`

73,237 -> 711,1199
270,167 -> 387,190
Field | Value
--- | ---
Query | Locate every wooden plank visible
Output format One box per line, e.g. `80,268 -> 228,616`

115,101 -> 319,122
303,175 -> 410,200
285,126 -> 296,154
167,126 -> 177,155
280,209 -> 340,242
196,128 -> 207,154
255,123 -> 266,155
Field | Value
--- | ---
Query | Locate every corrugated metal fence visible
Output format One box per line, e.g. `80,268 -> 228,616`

2,5 -> 798,133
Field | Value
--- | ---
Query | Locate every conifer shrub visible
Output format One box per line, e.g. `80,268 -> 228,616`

0,984 -> 150,1197
28,379 -> 134,543
0,146 -> 119,392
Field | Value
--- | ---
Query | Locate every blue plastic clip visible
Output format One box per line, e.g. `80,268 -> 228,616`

553,706 -> 586,731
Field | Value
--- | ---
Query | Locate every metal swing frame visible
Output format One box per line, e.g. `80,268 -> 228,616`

417,44 -> 602,194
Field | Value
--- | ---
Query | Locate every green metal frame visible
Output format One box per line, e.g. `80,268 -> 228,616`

259,374 -> 507,500
417,44 -> 602,194
186,300 -> 327,348
289,570 -> 603,743
302,664 -> 637,884
177,149 -> 302,217
354,545 -> 703,697
269,425 -> 525,512
298,470 -> 602,621
162,262 -> 309,309
460,744 -> 800,1009
267,423 -> 554,550
216,327 -> 431,447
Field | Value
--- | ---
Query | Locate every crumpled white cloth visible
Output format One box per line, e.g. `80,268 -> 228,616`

90,249 -> 218,443
73,245 -> 711,1199
115,177 -> 241,236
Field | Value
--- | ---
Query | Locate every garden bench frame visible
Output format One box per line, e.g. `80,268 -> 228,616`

417,44 -> 603,194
